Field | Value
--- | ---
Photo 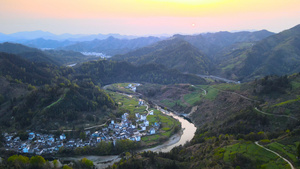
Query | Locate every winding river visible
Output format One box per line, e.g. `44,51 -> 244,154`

60,90 -> 197,169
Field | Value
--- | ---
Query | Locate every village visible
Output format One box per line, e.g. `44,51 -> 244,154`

3,95 -> 161,155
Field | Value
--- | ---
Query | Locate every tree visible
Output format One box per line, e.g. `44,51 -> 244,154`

7,155 -> 29,169
30,156 -> 46,169
81,158 -> 93,169
80,132 -> 86,140
63,165 -> 73,169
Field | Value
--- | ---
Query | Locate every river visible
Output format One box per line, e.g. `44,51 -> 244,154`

60,89 -> 197,169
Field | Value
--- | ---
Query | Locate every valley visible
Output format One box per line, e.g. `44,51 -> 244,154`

1,24 -> 300,169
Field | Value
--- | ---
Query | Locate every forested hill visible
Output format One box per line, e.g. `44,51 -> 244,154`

73,60 -> 207,85
0,42 -> 59,65
0,52 -> 55,85
215,24 -> 300,81
0,42 -> 100,65
111,38 -> 212,74
174,30 -> 274,58
0,51 -> 207,131
0,52 -> 117,130
237,24 -> 300,81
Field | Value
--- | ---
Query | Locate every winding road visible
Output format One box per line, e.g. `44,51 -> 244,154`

254,107 -> 299,121
255,141 -> 295,169
214,87 -> 298,121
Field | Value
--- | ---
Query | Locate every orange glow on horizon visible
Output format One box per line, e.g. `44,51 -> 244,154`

1,0 -> 299,19
0,0 -> 299,35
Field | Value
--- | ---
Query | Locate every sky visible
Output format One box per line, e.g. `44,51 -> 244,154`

0,0 -> 300,36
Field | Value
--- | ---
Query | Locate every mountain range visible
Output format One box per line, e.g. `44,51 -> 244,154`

0,30 -> 140,42
2,25 -> 300,82
111,24 -> 300,82
61,36 -> 163,55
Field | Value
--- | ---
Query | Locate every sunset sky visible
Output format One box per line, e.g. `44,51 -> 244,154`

1,0 -> 300,35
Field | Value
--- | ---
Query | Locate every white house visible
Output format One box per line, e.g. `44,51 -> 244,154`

131,124 -> 136,129
122,113 -> 129,120
111,120 -> 114,124
60,134 -> 66,140
132,87 -> 136,92
139,100 -> 144,105
28,132 -> 35,140
23,147 -> 29,153
97,137 -> 101,143
149,110 -> 154,115
135,135 -> 141,141
150,128 -> 156,135
140,114 -> 147,121
144,120 -> 149,126
141,126 -> 146,131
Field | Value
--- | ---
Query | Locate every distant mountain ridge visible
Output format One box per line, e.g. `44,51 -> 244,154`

22,38 -> 76,49
174,30 -> 274,58
0,30 -> 140,42
110,30 -> 275,76
61,36 -> 162,55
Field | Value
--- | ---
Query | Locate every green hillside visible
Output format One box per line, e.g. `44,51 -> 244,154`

74,60 -> 207,85
112,38 -> 212,74
219,24 -> 300,81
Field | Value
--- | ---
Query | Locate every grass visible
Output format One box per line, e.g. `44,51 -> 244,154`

160,99 -> 186,108
142,134 -> 160,143
181,85 -> 221,106
266,142 -> 298,163
45,97 -> 63,109
214,83 -> 241,91
160,100 -> 176,107
272,97 -> 300,107
45,89 -> 69,110
184,92 -> 201,105
143,109 -> 180,144
291,81 -> 300,90
222,142 -> 290,169
107,91 -> 146,114
196,85 -> 219,100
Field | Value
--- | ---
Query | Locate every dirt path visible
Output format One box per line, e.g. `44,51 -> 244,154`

255,141 -> 295,169
254,107 -> 298,121
84,119 -> 111,130
216,87 -> 298,121
200,88 -> 207,95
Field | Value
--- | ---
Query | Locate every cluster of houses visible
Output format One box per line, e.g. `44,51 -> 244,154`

3,132 -> 67,155
94,110 -> 160,143
3,110 -> 161,155
125,83 -> 140,92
